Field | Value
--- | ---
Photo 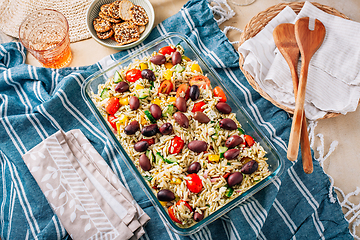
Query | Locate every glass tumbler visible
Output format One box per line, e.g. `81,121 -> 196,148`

19,9 -> 72,68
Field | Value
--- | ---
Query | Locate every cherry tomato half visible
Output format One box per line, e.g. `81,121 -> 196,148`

159,46 -> 176,56
186,173 -> 203,193
126,69 -> 142,82
158,80 -> 173,95
169,136 -> 184,154
140,138 -> 155,146
168,206 -> 182,224
176,200 -> 193,212
176,84 -> 190,100
167,200 -> 192,224
191,101 -> 206,113
105,97 -> 120,115
189,75 -> 211,89
244,135 -> 255,147
107,115 -> 117,132
213,86 -> 227,102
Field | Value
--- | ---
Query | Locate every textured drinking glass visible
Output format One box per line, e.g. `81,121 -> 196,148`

19,9 -> 72,68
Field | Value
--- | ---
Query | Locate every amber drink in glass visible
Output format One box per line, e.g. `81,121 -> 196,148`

19,9 -> 72,68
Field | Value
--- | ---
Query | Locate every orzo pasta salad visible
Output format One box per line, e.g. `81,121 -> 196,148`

92,44 -> 271,227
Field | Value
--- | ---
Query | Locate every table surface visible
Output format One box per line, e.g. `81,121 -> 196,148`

26,0 -> 360,233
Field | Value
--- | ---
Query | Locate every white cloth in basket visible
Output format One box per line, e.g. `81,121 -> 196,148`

238,1 -> 360,120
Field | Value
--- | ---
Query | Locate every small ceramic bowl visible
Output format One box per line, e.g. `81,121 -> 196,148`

86,0 -> 155,50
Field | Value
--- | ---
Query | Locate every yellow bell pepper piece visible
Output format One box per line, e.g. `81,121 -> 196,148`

163,69 -> 173,80
191,64 -> 202,73
135,84 -> 144,90
119,97 -> 129,106
118,115 -> 128,125
140,63 -> 148,70
151,98 -> 163,106
168,97 -> 176,103
208,154 -> 220,163
165,62 -> 173,69
159,201 -> 167,206
182,56 -> 190,61
141,115 -> 148,125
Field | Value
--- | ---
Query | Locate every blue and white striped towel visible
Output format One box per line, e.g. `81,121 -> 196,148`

0,0 -> 352,239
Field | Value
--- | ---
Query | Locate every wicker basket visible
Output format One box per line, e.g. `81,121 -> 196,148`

238,2 -> 350,119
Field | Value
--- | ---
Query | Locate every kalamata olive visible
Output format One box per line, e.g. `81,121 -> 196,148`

224,148 -> 240,160
115,81 -> 129,93
129,96 -> 140,110
141,124 -> 159,137
193,111 -> 210,123
187,162 -> 201,174
150,55 -> 166,65
227,172 -> 243,187
219,118 -> 237,130
124,121 -> 139,135
150,104 -> 162,120
188,140 -> 208,153
141,69 -> 155,81
159,122 -> 173,135
225,135 -> 244,148
189,85 -> 200,101
134,141 -> 149,152
193,212 -> 204,222
216,102 -> 232,114
139,153 -> 151,171
157,189 -> 175,201
241,160 -> 259,174
175,96 -> 187,112
174,112 -> 189,128
172,51 -> 182,65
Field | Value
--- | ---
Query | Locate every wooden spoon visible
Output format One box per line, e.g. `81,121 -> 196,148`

287,17 -> 326,162
273,23 -> 313,174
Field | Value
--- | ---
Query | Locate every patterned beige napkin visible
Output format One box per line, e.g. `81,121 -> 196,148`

22,129 -> 150,240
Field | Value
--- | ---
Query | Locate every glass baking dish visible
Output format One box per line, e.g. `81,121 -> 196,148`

81,33 -> 284,235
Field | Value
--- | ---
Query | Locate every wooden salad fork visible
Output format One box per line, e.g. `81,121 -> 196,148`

287,17 -> 326,163
273,23 -> 313,174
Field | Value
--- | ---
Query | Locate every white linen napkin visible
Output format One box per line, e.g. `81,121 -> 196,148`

22,129 -> 150,240
238,1 -> 360,120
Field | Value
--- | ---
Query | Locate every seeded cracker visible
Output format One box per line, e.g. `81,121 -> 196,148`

97,29 -> 114,39
119,0 -> 134,21
109,0 -> 122,19
100,3 -> 112,16
99,11 -> 122,23
130,5 -> 149,26
138,25 -> 146,34
113,23 -> 140,46
93,16 -> 112,33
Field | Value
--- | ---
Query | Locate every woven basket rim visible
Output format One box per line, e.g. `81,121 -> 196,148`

238,1 -> 351,119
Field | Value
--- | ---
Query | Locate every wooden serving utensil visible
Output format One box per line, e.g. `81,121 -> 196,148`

287,17 -> 326,162
273,23 -> 313,174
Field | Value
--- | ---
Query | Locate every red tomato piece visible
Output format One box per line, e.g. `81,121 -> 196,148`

186,174 -> 203,193
107,115 -> 117,131
169,136 -> 184,154
168,206 -> 182,224
223,172 -> 230,179
244,135 -> 255,147
159,46 -> 176,56
189,75 -> 211,89
126,69 -> 142,82
176,200 -> 193,212
213,86 -> 227,102
105,97 -> 120,115
140,138 -> 155,146
158,80 -> 173,95
176,84 -> 190,100
191,101 -> 206,113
